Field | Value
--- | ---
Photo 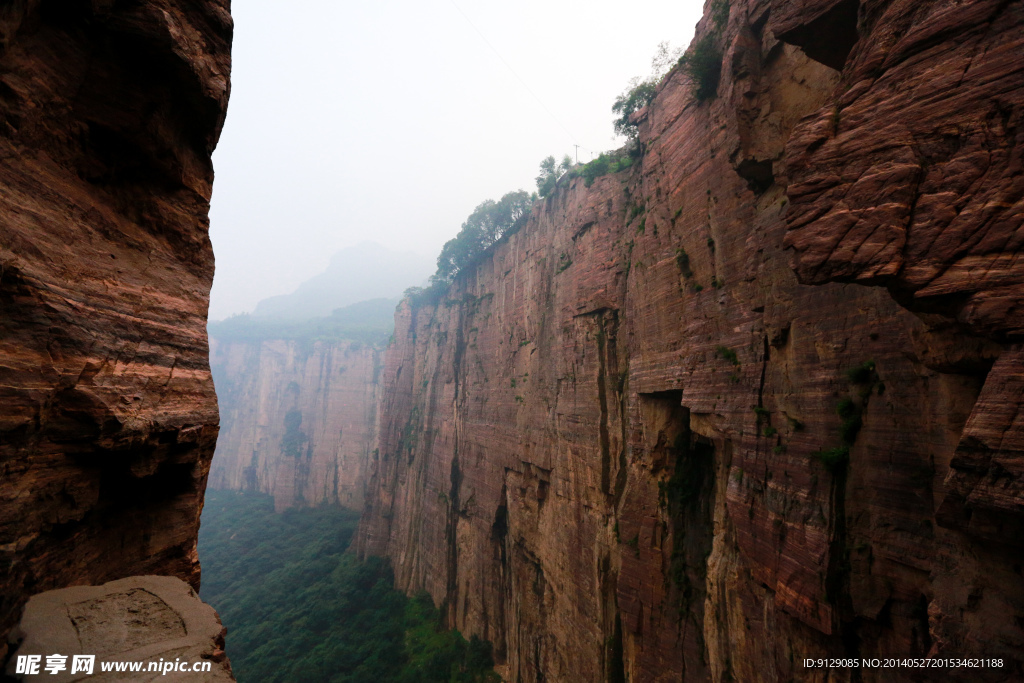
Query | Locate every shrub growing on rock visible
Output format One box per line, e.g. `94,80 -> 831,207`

677,34 -> 723,102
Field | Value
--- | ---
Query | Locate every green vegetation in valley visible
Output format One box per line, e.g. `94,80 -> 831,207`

198,490 -> 499,683
208,297 -> 398,345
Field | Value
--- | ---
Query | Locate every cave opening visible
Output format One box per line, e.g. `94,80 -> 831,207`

777,0 -> 860,71
637,390 -> 717,676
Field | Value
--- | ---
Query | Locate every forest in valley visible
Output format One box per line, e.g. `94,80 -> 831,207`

198,490 -> 499,683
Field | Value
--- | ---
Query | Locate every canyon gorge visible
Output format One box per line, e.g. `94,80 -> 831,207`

1,0 -> 1022,680
208,336 -> 383,511
212,0 -> 1024,679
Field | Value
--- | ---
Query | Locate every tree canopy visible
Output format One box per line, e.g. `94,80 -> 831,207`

198,490 -> 500,683
612,79 -> 658,140
612,41 -> 683,139
433,190 -> 531,285
535,155 -> 573,198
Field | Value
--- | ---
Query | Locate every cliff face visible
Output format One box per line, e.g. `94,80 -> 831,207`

358,0 -> 1023,680
0,0 -> 230,645
208,338 -> 383,511
780,0 -> 1024,554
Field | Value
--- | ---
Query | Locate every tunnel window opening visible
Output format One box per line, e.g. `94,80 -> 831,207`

777,0 -> 860,71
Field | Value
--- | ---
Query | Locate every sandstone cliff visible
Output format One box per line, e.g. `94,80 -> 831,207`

0,0 -> 230,647
208,337 -> 383,510
357,0 -> 1023,680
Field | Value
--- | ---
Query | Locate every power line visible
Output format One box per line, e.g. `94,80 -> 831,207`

446,0 -> 581,148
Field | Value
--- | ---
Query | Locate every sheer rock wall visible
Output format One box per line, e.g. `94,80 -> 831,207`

208,338 -> 383,511
0,0 -> 231,648
357,0 -> 1023,680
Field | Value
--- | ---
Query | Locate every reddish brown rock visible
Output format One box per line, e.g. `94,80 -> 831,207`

0,0 -> 230,649
358,0 -> 1023,680
783,0 -> 1024,339
936,345 -> 1024,545
208,338 -> 383,511
781,0 -> 1024,666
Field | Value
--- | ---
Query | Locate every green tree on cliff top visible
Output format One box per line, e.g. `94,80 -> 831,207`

433,190 -> 531,284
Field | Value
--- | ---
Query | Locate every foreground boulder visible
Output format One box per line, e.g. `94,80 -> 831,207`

6,575 -> 233,682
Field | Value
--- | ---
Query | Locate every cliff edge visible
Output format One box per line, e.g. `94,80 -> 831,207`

357,0 -> 1023,680
0,0 -> 231,649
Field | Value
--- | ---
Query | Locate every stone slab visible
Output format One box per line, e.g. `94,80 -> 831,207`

5,576 -> 233,682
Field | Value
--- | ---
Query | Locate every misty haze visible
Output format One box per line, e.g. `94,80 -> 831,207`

2,0 -> 1022,682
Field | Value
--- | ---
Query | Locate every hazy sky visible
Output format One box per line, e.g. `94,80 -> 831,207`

208,0 -> 705,320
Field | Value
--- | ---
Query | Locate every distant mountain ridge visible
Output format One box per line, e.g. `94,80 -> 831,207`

250,242 -> 434,321
208,297 -> 398,344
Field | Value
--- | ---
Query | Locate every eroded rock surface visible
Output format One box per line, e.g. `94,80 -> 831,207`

781,0 -> 1024,579
208,338 -> 383,510
357,0 -> 1023,680
0,0 -> 230,648
6,575 -> 233,681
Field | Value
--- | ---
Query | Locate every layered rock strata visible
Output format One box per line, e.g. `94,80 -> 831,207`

358,0 -> 1023,680
0,0 -> 230,650
208,338 -> 383,510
